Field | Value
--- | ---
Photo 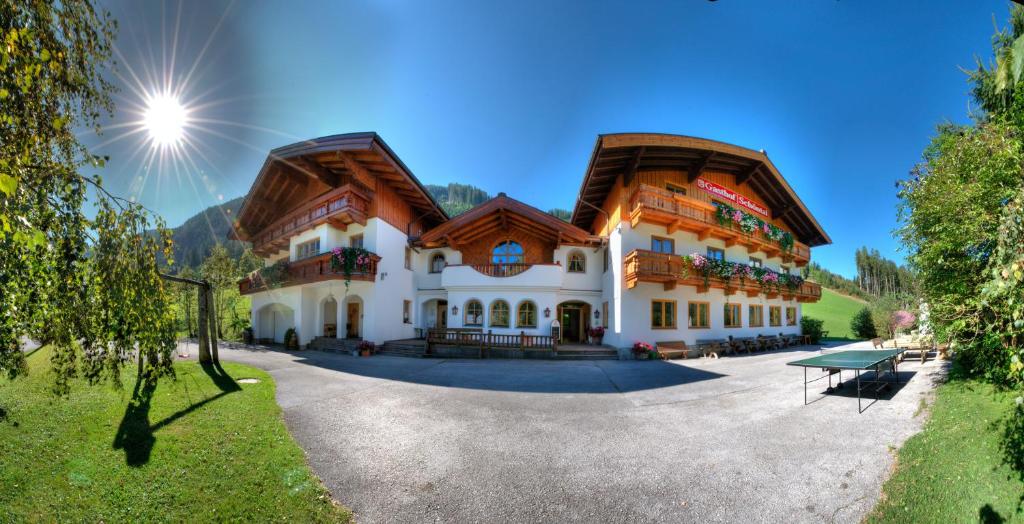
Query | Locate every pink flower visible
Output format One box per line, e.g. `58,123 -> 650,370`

763,223 -> 771,234
732,210 -> 743,222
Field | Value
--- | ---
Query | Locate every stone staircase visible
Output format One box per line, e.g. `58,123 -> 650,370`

553,345 -> 619,360
309,337 -> 364,352
378,339 -> 428,358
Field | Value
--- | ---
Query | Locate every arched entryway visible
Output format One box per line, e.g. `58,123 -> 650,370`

257,303 -> 295,344
557,301 -> 591,344
343,296 -> 364,339
321,296 -> 338,338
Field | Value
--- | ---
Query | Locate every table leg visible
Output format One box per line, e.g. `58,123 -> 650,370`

856,369 -> 862,413
803,366 -> 807,405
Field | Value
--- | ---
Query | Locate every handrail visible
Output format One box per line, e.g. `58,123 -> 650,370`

252,184 -> 369,250
238,250 -> 381,294
629,184 -> 810,260
426,328 -> 557,351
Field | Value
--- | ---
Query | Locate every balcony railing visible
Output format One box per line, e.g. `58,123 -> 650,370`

251,184 -> 369,256
629,184 -> 810,265
623,249 -> 821,302
238,250 -> 380,295
470,263 -> 533,277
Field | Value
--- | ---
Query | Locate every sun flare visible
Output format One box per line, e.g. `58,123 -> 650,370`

143,93 -> 188,147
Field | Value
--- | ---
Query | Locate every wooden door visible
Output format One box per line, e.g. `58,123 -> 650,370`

437,301 -> 448,329
346,302 -> 360,338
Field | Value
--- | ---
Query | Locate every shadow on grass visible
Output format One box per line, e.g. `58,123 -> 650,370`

979,503 -> 1005,523
998,403 -> 1024,510
113,361 -> 240,467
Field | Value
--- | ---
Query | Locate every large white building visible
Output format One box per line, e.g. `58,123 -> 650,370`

234,132 -> 829,352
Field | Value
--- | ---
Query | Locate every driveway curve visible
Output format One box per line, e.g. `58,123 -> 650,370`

188,342 -> 945,523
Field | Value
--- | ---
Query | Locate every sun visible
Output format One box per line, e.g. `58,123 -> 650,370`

143,93 -> 188,147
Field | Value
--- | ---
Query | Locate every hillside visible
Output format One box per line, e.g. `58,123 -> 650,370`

425,182 -> 571,221
802,287 -> 866,340
162,196 -> 247,268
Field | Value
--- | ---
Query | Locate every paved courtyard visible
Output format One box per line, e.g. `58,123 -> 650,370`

190,341 -> 946,523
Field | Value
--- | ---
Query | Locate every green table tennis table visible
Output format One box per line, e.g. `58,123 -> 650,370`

787,349 -> 904,413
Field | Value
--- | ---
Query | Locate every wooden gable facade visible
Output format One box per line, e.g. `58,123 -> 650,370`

235,133 -> 447,256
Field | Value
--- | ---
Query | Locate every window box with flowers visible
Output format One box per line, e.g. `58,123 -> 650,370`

330,247 -> 375,289
713,202 -> 795,254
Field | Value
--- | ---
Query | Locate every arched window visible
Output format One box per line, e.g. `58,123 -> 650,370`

567,250 -> 586,273
464,300 -> 483,326
429,253 -> 446,273
489,300 -> 510,328
517,301 -> 537,328
492,241 -> 524,264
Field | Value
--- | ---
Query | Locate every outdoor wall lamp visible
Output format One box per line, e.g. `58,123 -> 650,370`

451,305 -> 458,316
543,307 -> 551,318
595,310 -> 600,319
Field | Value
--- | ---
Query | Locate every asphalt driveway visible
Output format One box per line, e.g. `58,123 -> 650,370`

188,341 -> 946,523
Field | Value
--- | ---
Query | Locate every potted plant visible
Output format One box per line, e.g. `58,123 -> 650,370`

632,341 -> 653,360
284,328 -> 299,350
588,326 -> 605,345
357,340 -> 374,357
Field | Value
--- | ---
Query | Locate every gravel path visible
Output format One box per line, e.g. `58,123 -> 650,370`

189,341 -> 946,523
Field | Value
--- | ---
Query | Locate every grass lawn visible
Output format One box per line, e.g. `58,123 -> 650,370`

868,369 -> 1023,523
802,287 -> 866,340
0,347 -> 350,522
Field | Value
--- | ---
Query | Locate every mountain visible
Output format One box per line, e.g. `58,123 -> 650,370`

162,196 -> 247,268
425,182 -> 572,221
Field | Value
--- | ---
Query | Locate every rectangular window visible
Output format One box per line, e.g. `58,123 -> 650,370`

651,300 -> 677,329
296,238 -> 320,260
602,301 -> 608,328
651,236 -> 675,254
724,303 -> 741,328
706,247 -> 725,261
350,234 -> 364,249
666,183 -> 687,196
749,305 -> 764,327
749,257 -> 762,268
769,306 -> 782,327
403,300 -> 411,324
404,247 -> 412,270
786,306 -> 797,326
688,302 -> 710,329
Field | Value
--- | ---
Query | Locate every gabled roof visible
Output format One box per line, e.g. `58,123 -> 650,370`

235,132 -> 447,238
570,133 -> 831,247
418,193 -> 601,248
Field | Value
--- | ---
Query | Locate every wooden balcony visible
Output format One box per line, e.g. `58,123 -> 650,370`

623,249 -> 821,302
629,184 -> 810,266
238,251 -> 380,295
251,184 -> 369,256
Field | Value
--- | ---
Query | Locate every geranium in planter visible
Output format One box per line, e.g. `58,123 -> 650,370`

357,340 -> 374,357
588,326 -> 605,345
330,247 -> 374,289
632,341 -> 653,359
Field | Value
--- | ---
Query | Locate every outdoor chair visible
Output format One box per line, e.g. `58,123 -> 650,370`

727,337 -> 749,354
697,339 -> 726,359
871,337 -> 884,349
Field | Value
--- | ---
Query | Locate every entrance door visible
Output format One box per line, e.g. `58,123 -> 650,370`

437,300 -> 448,329
346,302 -> 361,338
561,307 -> 582,343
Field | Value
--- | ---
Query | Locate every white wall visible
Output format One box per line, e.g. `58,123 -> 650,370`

414,247 -> 462,291
366,218 -> 416,342
553,245 -> 604,292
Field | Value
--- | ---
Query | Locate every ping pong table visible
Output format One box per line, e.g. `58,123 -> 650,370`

787,349 -> 904,413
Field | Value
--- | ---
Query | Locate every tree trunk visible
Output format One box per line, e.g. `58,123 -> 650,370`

207,286 -> 219,364
197,285 -> 212,364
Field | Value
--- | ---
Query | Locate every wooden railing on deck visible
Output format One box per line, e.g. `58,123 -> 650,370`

251,184 -> 369,255
238,250 -> 380,294
426,328 -> 557,355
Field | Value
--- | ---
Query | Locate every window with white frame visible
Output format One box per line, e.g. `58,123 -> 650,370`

296,238 -> 320,260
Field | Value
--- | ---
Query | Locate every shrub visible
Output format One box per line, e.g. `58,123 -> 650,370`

632,341 -> 652,355
850,307 -> 877,339
800,316 -> 825,343
283,328 -> 299,350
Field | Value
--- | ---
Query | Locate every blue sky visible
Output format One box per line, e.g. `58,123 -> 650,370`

93,0 -> 1011,278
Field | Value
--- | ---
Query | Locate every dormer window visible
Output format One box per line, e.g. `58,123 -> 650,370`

492,241 -> 524,264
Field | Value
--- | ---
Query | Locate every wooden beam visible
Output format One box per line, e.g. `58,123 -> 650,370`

735,161 -> 762,186
291,156 -> 339,187
687,152 -> 716,182
622,146 -> 645,187
663,280 -> 677,291
773,204 -> 795,221
337,150 -> 377,189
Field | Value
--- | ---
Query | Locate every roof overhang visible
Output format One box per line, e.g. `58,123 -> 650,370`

235,132 -> 447,240
570,133 -> 831,247
419,193 -> 602,248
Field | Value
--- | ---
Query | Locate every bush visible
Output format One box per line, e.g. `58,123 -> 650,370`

800,316 -> 825,343
851,307 -> 877,339
283,328 -> 299,350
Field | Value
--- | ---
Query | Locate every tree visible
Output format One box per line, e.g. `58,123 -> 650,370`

850,307 -> 877,339
200,244 -> 238,339
1,1 -> 176,393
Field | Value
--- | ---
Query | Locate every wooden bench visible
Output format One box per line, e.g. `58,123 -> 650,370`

696,339 -> 728,359
656,340 -> 693,360
759,334 -> 782,351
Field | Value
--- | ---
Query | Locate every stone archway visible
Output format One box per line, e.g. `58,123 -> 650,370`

321,296 -> 338,338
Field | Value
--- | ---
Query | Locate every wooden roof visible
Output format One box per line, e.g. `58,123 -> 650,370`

570,133 -> 831,247
235,132 -> 447,239
418,193 -> 601,248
